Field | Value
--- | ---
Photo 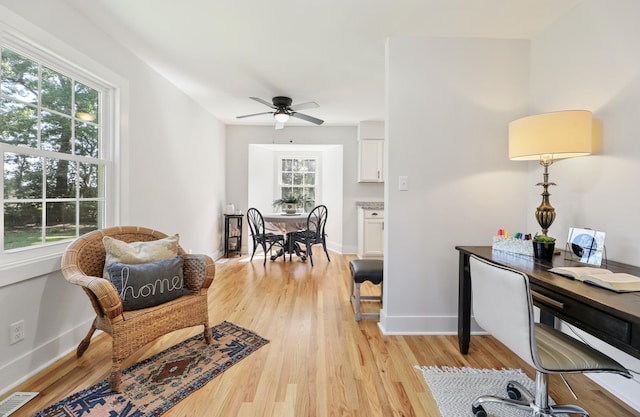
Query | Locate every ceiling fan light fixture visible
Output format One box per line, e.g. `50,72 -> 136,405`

237,97 -> 324,128
274,110 -> 290,123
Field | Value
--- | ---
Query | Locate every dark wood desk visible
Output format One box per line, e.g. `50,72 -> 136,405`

456,246 -> 640,359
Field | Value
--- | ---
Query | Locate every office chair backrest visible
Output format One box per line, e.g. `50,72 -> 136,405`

469,255 -> 537,369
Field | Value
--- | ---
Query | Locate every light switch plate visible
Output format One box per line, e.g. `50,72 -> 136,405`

399,176 -> 408,191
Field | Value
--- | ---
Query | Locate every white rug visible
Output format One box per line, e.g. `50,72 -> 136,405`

415,366 -> 539,417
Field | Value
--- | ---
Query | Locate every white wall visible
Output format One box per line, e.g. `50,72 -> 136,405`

247,144 -> 278,213
0,0 -> 225,394
125,65 -> 226,255
226,125 -> 383,255
382,37 -> 531,334
528,0 -> 640,408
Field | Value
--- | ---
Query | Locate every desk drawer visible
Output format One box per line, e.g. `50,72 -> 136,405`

531,284 -> 632,345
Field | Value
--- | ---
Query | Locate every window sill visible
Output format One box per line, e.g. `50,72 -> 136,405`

0,252 -> 63,288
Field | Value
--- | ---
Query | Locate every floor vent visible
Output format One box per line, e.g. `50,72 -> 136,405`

0,392 -> 38,417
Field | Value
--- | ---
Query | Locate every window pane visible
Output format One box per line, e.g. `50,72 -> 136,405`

41,111 -> 72,153
75,120 -> 98,157
46,158 -> 74,198
306,189 -> 316,200
74,82 -> 99,123
0,99 -> 38,147
280,187 -> 293,198
4,202 -> 42,250
292,159 -> 304,171
281,159 -> 292,171
1,48 -> 38,105
4,152 -> 42,199
303,173 -> 314,185
45,202 -> 75,243
281,172 -> 292,185
293,173 -> 303,185
79,162 -> 101,198
41,67 -> 72,115
304,160 -> 316,171
79,200 -> 100,234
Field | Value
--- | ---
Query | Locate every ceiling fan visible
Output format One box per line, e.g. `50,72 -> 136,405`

236,96 -> 324,129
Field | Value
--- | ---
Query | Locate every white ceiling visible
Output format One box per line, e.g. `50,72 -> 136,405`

65,0 -> 583,128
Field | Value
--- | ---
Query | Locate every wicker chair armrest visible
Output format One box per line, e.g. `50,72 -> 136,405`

61,268 -> 123,319
182,254 -> 215,294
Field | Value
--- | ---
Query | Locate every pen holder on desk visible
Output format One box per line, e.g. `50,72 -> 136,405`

492,236 -> 533,256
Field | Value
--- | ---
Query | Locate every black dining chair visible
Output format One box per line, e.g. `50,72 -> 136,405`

291,205 -> 330,266
246,208 -> 286,265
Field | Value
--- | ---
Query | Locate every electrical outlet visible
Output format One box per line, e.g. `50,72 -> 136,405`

10,320 -> 24,345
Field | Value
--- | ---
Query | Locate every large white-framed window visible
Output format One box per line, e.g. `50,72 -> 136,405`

278,156 -> 317,212
0,26 -> 118,272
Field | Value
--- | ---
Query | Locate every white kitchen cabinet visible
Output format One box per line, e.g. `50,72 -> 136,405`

357,121 -> 384,183
358,139 -> 384,182
357,208 -> 384,259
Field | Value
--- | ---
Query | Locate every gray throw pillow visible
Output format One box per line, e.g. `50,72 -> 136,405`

107,256 -> 189,311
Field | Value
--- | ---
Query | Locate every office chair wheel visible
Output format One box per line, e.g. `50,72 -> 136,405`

506,383 -> 522,400
472,404 -> 487,417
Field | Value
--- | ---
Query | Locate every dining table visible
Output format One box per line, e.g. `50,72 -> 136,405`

262,212 -> 309,261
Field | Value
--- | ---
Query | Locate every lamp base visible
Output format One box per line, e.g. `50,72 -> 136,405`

536,158 -> 556,236
536,159 -> 556,236
535,206 -> 556,236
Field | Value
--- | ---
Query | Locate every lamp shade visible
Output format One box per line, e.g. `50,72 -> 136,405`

509,110 -> 592,161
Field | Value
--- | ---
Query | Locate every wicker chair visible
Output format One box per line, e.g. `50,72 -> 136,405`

60,226 -> 215,391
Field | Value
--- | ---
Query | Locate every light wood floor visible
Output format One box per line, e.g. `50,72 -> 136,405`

4,251 -> 638,416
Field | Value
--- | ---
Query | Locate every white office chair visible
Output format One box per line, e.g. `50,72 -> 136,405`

469,255 -> 632,417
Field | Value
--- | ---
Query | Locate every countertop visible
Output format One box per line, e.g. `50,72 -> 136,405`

356,201 -> 384,210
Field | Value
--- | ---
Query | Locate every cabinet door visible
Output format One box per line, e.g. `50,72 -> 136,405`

358,139 -> 383,182
362,211 -> 384,258
363,217 -> 384,257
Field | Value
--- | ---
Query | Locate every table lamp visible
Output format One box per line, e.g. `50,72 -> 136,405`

509,110 -> 592,236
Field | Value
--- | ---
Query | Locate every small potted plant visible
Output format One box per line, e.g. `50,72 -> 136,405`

272,192 -> 309,214
533,234 -> 556,261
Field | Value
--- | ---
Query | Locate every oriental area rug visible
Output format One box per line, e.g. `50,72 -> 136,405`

34,321 -> 268,417
416,366 -> 547,417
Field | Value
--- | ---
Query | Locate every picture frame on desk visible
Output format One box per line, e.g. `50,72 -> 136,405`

564,227 -> 606,266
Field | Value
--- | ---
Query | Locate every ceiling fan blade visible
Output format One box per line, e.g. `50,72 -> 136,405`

250,96 -> 276,109
290,101 -> 319,111
291,112 -> 324,125
275,121 -> 284,130
236,111 -> 273,119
